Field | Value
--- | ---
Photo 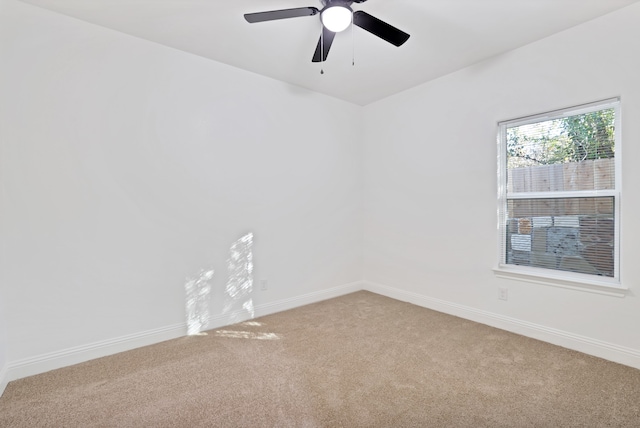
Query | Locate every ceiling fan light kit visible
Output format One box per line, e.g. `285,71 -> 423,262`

244,0 -> 409,63
321,5 -> 353,33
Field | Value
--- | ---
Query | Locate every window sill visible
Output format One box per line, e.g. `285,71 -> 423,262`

493,266 -> 628,297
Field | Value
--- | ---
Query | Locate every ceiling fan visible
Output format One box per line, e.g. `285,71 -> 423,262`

244,0 -> 410,62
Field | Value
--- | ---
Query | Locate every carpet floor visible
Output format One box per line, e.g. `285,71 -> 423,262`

1,291 -> 639,427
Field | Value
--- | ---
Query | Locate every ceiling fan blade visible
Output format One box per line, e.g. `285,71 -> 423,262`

244,7 -> 319,23
353,10 -> 410,47
312,27 -> 337,62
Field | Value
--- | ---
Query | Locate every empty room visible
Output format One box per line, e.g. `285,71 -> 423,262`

1,0 -> 640,426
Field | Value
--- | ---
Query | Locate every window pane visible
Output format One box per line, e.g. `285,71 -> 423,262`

506,197 -> 614,277
506,109 -> 615,193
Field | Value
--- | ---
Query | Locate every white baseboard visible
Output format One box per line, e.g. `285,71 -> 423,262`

363,280 -> 640,370
206,280 -> 364,329
8,278 -> 635,397
3,280 -> 364,392
6,323 -> 188,384
0,363 -> 8,397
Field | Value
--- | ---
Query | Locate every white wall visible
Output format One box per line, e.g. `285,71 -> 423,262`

0,0 -> 12,395
0,301 -> 7,395
0,0 -> 363,379
363,4 -> 640,368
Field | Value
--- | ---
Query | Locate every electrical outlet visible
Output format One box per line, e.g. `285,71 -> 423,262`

498,287 -> 508,301
260,279 -> 268,291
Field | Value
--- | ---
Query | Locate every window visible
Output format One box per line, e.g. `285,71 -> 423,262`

496,99 -> 622,291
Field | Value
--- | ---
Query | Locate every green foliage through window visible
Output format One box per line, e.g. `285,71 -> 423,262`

507,109 -> 615,169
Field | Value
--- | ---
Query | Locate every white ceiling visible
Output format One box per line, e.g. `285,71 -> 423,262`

18,0 -> 640,105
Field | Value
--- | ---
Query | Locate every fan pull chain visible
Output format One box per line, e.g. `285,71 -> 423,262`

351,14 -> 355,66
320,25 -> 325,74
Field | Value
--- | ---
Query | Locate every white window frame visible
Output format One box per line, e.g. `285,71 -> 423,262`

494,98 -> 626,296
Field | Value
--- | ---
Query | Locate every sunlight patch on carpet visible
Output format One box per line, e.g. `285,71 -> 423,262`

214,330 -> 280,340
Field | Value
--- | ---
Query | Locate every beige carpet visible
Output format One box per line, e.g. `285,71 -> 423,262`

1,291 -> 639,427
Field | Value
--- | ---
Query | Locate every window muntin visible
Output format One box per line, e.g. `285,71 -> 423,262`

497,99 -> 620,287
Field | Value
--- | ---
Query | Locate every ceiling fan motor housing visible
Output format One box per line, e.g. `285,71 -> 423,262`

320,0 -> 358,7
